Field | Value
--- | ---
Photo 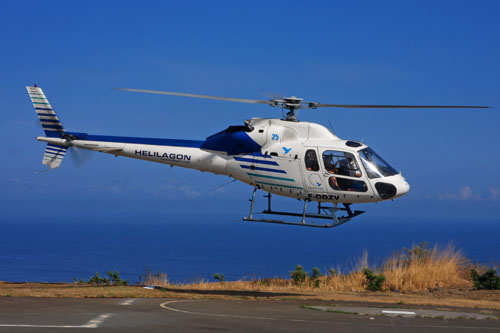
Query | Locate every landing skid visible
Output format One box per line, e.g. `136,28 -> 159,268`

242,188 -> 365,228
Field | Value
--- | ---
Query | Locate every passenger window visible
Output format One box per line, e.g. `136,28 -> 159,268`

304,149 -> 319,172
328,177 -> 368,192
322,150 -> 361,178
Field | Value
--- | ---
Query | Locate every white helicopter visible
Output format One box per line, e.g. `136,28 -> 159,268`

27,85 -> 488,228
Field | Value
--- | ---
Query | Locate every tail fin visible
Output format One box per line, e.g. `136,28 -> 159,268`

26,85 -> 65,138
27,86 -> 68,169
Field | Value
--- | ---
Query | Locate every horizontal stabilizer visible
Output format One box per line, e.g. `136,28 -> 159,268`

42,144 -> 68,169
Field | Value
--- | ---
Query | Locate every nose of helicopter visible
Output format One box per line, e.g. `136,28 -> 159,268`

394,175 -> 410,198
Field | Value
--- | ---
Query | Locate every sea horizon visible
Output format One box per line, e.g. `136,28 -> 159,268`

1,217 -> 499,284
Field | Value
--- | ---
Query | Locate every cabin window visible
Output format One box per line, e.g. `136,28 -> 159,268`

328,177 -> 368,192
304,149 -> 319,172
322,150 -> 361,177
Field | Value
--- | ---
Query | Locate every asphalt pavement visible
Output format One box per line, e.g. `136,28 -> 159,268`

0,297 -> 498,332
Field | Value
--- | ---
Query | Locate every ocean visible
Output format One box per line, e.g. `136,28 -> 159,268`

0,218 -> 499,283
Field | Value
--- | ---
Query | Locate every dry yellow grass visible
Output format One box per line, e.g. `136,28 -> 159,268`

142,271 -> 169,286
383,243 -> 471,291
169,243 -> 471,293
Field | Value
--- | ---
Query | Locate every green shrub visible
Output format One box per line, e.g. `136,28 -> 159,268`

363,268 -> 385,291
88,272 -> 109,284
327,268 -> 337,278
470,269 -> 500,290
310,267 -> 323,288
87,270 -> 127,285
311,267 -> 322,280
290,265 -> 308,284
106,270 -> 128,286
213,273 -> 225,282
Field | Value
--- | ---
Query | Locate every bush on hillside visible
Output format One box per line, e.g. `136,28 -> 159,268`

88,271 -> 109,284
363,268 -> 385,291
106,270 -> 127,286
290,265 -> 308,284
87,270 -> 127,285
213,273 -> 225,283
470,269 -> 500,290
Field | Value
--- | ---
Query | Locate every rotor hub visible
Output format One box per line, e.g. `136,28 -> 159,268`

270,96 -> 308,121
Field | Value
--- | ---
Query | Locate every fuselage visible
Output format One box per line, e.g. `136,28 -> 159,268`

37,118 -> 409,204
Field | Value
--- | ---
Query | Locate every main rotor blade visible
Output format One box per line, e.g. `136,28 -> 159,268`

114,88 -> 273,105
316,104 -> 490,108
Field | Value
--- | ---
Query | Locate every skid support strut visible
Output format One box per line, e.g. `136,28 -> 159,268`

247,187 -> 257,220
243,190 -> 365,228
301,199 -> 309,224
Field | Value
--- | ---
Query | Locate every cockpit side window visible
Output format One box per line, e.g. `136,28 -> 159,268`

322,150 -> 361,178
305,149 -> 319,172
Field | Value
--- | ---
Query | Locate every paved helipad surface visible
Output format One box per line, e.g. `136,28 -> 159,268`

0,297 -> 498,332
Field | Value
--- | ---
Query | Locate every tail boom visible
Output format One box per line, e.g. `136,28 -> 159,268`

36,135 -> 227,175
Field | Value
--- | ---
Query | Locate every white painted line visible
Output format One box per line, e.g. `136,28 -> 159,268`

382,310 -> 416,315
120,299 -> 136,306
161,301 -> 500,330
160,301 -> 340,324
0,313 -> 112,329
83,314 -> 113,328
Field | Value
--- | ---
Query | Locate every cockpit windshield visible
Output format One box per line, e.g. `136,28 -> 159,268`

359,147 -> 398,179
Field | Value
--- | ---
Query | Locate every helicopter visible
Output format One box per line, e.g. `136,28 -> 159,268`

27,85 -> 489,228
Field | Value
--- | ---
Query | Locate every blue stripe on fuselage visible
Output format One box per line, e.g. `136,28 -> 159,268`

234,157 -> 279,166
245,152 -> 271,158
65,132 -> 204,148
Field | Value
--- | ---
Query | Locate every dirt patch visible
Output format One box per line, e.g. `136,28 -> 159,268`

1,282 -> 499,311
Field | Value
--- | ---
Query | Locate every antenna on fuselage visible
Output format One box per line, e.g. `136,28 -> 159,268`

327,120 -> 336,136
207,178 -> 237,193
159,165 -> 174,180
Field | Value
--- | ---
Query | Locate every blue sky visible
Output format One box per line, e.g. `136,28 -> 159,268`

1,1 -> 499,225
